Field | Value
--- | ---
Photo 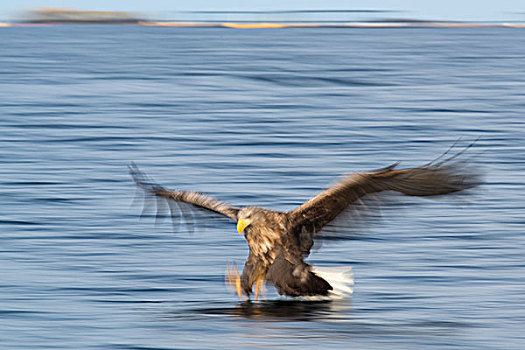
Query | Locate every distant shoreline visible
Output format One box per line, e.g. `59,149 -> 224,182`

3,8 -> 524,28
2,21 -> 525,28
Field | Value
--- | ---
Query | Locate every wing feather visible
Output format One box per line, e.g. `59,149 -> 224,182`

288,155 -> 480,239
129,163 -> 240,221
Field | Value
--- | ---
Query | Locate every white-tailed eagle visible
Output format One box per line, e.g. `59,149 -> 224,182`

130,150 -> 479,300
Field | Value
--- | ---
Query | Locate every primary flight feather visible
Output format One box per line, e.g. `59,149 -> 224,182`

130,150 -> 479,300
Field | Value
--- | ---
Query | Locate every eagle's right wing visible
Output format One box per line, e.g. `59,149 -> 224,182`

287,151 -> 480,247
129,163 -> 240,221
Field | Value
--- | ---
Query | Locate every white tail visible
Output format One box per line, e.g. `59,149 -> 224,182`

311,266 -> 354,300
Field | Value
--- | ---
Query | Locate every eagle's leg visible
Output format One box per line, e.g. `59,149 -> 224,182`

226,264 -> 243,299
235,275 -> 242,298
254,278 -> 263,300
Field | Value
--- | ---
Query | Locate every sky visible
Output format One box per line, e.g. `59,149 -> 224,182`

2,0 -> 525,22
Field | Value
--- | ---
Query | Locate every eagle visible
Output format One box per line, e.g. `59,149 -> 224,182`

129,151 -> 478,300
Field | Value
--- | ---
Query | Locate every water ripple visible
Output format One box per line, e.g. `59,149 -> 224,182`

0,26 -> 523,350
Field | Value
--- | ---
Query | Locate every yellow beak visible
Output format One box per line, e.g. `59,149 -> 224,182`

237,219 -> 249,234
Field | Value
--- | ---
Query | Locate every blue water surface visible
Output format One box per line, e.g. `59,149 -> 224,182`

0,26 -> 524,349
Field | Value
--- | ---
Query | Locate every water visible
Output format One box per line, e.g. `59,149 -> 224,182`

1,26 -> 524,349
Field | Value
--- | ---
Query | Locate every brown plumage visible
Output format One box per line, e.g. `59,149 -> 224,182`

129,151 -> 479,299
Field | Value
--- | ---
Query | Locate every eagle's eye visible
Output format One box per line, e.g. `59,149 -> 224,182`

237,210 -> 255,234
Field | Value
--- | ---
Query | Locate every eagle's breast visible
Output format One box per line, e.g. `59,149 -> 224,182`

245,212 -> 286,264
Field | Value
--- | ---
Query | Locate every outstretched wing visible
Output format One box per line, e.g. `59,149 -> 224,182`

288,154 -> 480,244
129,163 -> 240,221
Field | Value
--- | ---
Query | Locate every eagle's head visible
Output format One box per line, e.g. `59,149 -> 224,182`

236,207 -> 264,235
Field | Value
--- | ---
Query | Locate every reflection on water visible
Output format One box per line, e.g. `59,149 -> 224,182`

195,299 -> 352,321
174,298 -> 475,349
